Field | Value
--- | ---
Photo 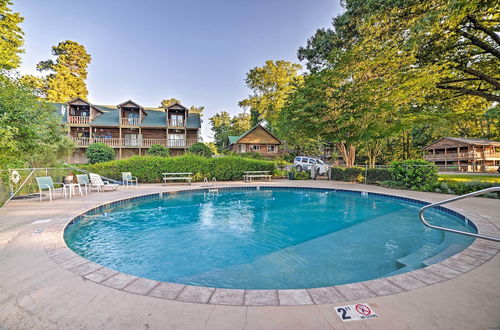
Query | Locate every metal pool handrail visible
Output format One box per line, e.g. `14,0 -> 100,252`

419,187 -> 500,242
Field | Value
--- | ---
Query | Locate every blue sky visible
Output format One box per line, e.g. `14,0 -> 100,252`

14,0 -> 342,140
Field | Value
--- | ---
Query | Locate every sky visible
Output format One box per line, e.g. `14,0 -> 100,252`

14,0 -> 342,140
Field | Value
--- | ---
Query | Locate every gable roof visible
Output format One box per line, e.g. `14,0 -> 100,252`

65,97 -> 90,105
166,103 -> 188,110
117,99 -> 143,109
227,124 -> 282,145
424,137 -> 500,149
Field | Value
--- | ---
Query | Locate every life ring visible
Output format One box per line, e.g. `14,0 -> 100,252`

11,170 -> 21,184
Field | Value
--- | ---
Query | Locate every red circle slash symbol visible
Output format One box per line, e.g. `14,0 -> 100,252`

355,304 -> 371,316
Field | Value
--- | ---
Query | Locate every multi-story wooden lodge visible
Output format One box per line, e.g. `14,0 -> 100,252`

423,137 -> 500,172
56,98 -> 201,163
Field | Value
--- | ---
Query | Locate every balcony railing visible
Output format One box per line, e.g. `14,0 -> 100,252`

121,118 -> 140,126
425,152 -> 500,160
70,137 -> 197,148
68,116 -> 90,125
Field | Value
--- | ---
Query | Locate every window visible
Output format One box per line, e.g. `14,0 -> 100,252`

308,159 -> 315,164
238,144 -> 246,153
170,114 -> 184,126
267,145 -> 276,153
301,158 -> 308,163
251,145 -> 260,151
294,157 -> 301,162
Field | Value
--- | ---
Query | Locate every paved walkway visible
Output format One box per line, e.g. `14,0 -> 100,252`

0,180 -> 499,329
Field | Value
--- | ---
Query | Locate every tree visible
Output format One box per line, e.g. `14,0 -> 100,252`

281,0 -> 499,166
230,113 -> 251,134
86,143 -> 115,164
0,75 -> 72,167
35,40 -> 92,102
239,60 -> 303,129
160,98 -> 180,108
209,111 -> 252,152
188,142 -> 212,158
147,144 -> 170,157
209,111 -> 232,151
0,0 -> 24,71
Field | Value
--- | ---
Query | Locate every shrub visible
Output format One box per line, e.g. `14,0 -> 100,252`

343,167 -> 364,182
236,152 -> 265,159
390,160 -> 438,189
330,167 -> 345,180
294,171 -> 311,180
86,143 -> 115,164
81,155 -> 276,182
366,168 -> 392,184
147,144 -> 170,157
188,142 -> 212,158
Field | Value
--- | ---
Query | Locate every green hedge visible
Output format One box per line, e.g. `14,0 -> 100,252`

81,155 -> 276,182
366,168 -> 392,184
330,167 -> 345,180
343,167 -> 364,182
390,160 -> 438,189
329,167 -> 364,182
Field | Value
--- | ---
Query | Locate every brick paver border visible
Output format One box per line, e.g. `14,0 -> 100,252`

41,186 -> 500,306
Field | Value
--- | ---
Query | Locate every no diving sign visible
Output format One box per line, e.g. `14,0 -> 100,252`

335,303 -> 378,322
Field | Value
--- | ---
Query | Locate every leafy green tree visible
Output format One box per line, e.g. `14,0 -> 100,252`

239,60 -> 303,129
209,111 -> 252,151
147,144 -> 170,157
0,75 -> 72,167
230,113 -> 251,134
209,111 -> 232,150
86,143 -> 115,164
0,0 -> 24,71
160,98 -> 181,108
35,40 -> 92,102
188,142 -> 212,158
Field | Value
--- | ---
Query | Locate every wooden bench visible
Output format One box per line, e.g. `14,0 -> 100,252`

243,171 -> 272,183
162,172 -> 192,185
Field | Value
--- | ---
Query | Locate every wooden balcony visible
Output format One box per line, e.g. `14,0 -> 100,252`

167,120 -> 185,127
426,151 -> 500,160
68,116 -> 90,125
70,137 -> 197,148
121,118 -> 140,126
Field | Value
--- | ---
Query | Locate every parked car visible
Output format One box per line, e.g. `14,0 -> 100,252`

293,156 -> 329,175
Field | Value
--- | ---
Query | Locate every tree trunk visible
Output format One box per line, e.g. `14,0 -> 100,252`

336,142 -> 356,167
365,141 -> 382,168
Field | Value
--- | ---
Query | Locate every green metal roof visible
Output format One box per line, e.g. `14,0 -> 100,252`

227,135 -> 241,145
52,103 -> 202,129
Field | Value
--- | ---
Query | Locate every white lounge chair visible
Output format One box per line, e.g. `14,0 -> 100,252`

122,172 -> 138,188
89,173 -> 119,192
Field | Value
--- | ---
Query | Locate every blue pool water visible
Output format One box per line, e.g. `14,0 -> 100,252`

64,188 -> 476,289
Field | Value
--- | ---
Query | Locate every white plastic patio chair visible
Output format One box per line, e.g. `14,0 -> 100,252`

89,173 -> 119,192
35,176 -> 68,202
122,172 -> 138,188
76,174 -> 94,194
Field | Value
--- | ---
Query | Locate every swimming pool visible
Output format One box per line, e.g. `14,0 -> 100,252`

64,187 -> 476,290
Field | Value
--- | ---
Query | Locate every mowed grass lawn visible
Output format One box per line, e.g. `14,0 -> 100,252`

439,174 -> 500,183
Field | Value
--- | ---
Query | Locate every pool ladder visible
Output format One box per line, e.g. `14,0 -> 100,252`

418,187 -> 500,242
203,177 -> 219,194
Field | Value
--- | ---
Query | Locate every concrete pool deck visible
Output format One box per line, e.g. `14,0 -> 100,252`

0,180 -> 499,329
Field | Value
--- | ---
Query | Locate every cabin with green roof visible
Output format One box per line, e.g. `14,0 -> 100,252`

227,124 -> 282,158
57,98 -> 202,163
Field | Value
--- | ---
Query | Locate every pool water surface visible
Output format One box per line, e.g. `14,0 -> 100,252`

64,188 -> 475,289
